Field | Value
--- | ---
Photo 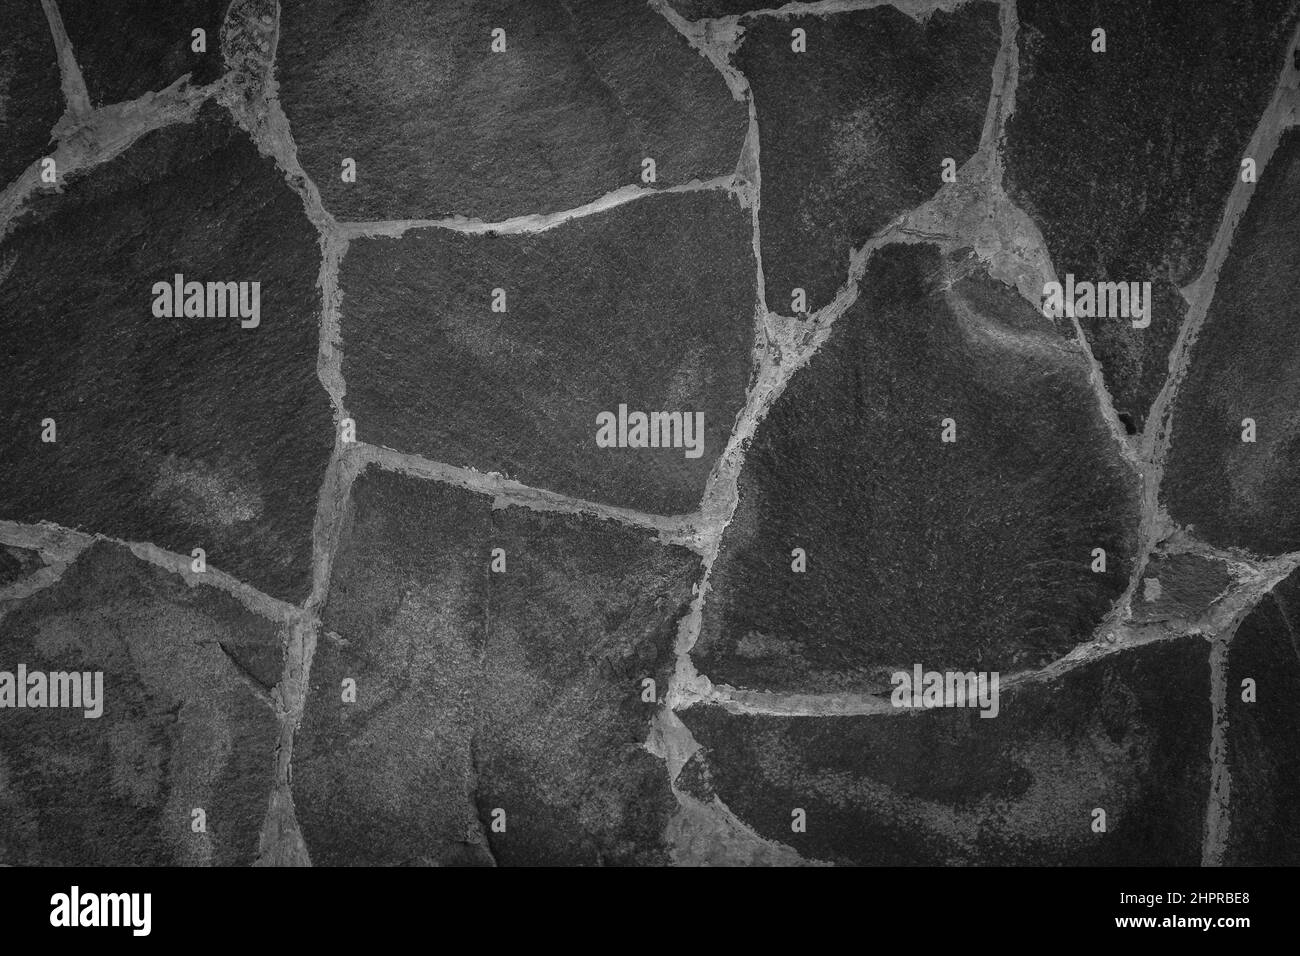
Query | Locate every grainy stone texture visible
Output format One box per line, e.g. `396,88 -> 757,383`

694,246 -> 1139,692
58,0 -> 230,105
1223,571 -> 1300,865
0,106 -> 333,602
477,507 -> 696,865
1164,129 -> 1300,555
341,192 -> 755,515
739,3 -> 999,313
294,472 -> 494,867
681,639 -> 1210,865
0,541 -> 281,866
0,0 -> 62,186
277,0 -> 746,221
293,468 -> 697,866
1006,0 -> 1300,430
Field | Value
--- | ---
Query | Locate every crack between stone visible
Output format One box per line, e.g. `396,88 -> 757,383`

0,518 -> 301,624
334,174 -> 740,239
39,0 -> 91,121
352,441 -> 708,550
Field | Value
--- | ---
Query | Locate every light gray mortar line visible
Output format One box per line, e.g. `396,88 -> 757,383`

219,2 -> 336,236
0,75 -> 222,241
334,174 -> 739,240
317,230 -> 348,417
1103,23 -> 1300,636
644,2 -> 802,862
352,441 -> 706,550
0,518 -> 93,562
217,1 -> 358,866
688,0 -> 979,28
649,0 -> 747,100
40,0 -> 91,121
993,0 -> 1134,468
737,70 -> 766,312
1203,635 -> 1232,866
981,0 -> 1018,190
0,517 -> 299,623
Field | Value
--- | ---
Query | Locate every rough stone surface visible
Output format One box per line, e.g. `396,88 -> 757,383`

341,192 -> 756,515
1006,0 -> 1300,430
1163,129 -> 1300,556
293,468 -> 697,866
0,0 -> 62,187
0,106 -> 333,603
0,541 -> 281,866
694,245 -> 1139,692
681,638 -> 1210,865
739,3 -> 999,313
277,0 -> 747,221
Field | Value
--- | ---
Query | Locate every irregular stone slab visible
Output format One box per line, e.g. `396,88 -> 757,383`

739,3 -> 999,313
1130,552 -> 1235,625
294,470 -> 494,866
57,0 -> 229,105
1005,0 -> 1300,430
1223,572 -> 1300,865
680,638 -> 1210,865
1164,130 -> 1300,555
294,468 -> 698,865
0,0 -> 62,186
341,192 -> 755,515
478,507 -> 697,865
277,0 -> 746,221
0,106 -> 333,603
694,245 -> 1139,692
0,541 -> 282,866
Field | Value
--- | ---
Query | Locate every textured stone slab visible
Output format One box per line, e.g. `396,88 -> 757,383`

0,541 -> 281,866
694,245 -> 1139,692
278,0 -> 746,221
1163,129 -> 1300,556
739,3 -> 999,313
293,468 -> 698,865
58,0 -> 230,105
681,638 -> 1210,865
0,107 -> 333,602
341,191 -> 755,515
